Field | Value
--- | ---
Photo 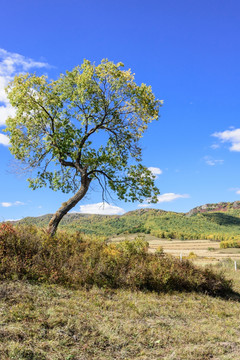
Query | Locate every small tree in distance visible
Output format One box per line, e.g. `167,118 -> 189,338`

5,59 -> 162,236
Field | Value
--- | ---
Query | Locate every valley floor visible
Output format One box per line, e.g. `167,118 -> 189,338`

110,234 -> 240,266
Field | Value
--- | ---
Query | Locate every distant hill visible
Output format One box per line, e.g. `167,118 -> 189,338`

186,201 -> 240,216
9,201 -> 240,241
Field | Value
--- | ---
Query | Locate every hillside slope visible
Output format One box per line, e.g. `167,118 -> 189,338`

187,201 -> 240,216
11,202 -> 240,240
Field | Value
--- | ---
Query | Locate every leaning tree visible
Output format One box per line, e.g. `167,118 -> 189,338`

5,59 -> 162,235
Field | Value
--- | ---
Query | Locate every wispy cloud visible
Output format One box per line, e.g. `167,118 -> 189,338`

210,144 -> 220,149
4,218 -> 21,222
204,156 -> 224,166
148,167 -> 162,177
138,203 -> 151,208
229,188 -> 240,195
139,192 -> 190,207
1,200 -> 25,207
212,128 -> 240,152
0,48 -> 49,127
75,202 -> 125,215
156,193 -> 189,203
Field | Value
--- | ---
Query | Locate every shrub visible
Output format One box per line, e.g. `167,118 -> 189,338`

187,251 -> 198,259
0,223 -> 233,296
220,239 -> 240,249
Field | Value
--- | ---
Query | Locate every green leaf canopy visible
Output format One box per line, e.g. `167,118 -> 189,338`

5,59 -> 162,203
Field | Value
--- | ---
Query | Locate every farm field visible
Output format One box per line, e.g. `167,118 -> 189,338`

109,234 -> 240,266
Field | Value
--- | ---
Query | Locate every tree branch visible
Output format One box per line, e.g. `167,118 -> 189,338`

29,95 -> 55,123
101,126 -> 121,146
87,169 -> 114,181
76,113 -> 108,163
95,174 -> 105,203
59,158 -> 76,168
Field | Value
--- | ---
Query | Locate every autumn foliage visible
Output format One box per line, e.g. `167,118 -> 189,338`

0,223 -> 232,296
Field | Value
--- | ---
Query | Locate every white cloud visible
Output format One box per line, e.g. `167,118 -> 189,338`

0,48 -> 49,76
138,203 -> 151,208
0,48 -> 49,127
148,167 -> 162,177
212,128 -> 240,152
0,133 -> 9,146
228,187 -> 240,195
210,144 -> 220,149
4,218 -> 21,222
0,104 -> 16,126
139,192 -> 190,207
77,202 -> 125,215
1,201 -> 25,207
156,193 -> 190,203
204,156 -> 224,166
14,201 -> 25,206
1,202 -> 12,207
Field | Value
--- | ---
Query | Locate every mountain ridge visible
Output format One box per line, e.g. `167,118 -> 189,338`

8,201 -> 240,224
6,201 -> 240,241
186,201 -> 240,216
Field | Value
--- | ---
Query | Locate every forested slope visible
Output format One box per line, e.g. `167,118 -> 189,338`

12,202 -> 240,241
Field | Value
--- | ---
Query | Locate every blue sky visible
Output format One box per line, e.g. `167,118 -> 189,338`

1,0 -> 240,220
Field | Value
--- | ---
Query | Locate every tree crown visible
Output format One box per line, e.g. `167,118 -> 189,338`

5,59 -> 162,203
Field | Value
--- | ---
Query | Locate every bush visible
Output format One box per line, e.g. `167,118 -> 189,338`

187,251 -> 198,259
0,223 -> 233,296
220,239 -> 240,248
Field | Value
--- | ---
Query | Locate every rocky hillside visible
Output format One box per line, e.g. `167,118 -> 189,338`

186,201 -> 240,216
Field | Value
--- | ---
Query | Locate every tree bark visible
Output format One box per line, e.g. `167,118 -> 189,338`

47,176 -> 91,236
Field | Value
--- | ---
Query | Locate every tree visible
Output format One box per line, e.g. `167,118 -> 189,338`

5,59 -> 162,236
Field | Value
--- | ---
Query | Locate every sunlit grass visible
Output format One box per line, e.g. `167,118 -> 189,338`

0,273 -> 240,360
1,224 -> 240,359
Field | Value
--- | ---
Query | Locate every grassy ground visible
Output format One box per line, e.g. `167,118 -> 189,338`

1,266 -> 240,360
1,227 -> 240,359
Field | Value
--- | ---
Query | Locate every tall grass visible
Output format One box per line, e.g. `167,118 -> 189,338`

0,223 -> 232,296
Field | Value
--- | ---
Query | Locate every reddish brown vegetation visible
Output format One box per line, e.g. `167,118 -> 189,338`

0,223 -> 233,296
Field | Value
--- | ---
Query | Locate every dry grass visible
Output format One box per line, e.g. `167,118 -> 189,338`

0,272 -> 240,360
1,228 -> 240,359
1,224 -> 231,296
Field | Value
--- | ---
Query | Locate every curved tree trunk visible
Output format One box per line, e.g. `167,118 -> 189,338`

47,176 -> 91,236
